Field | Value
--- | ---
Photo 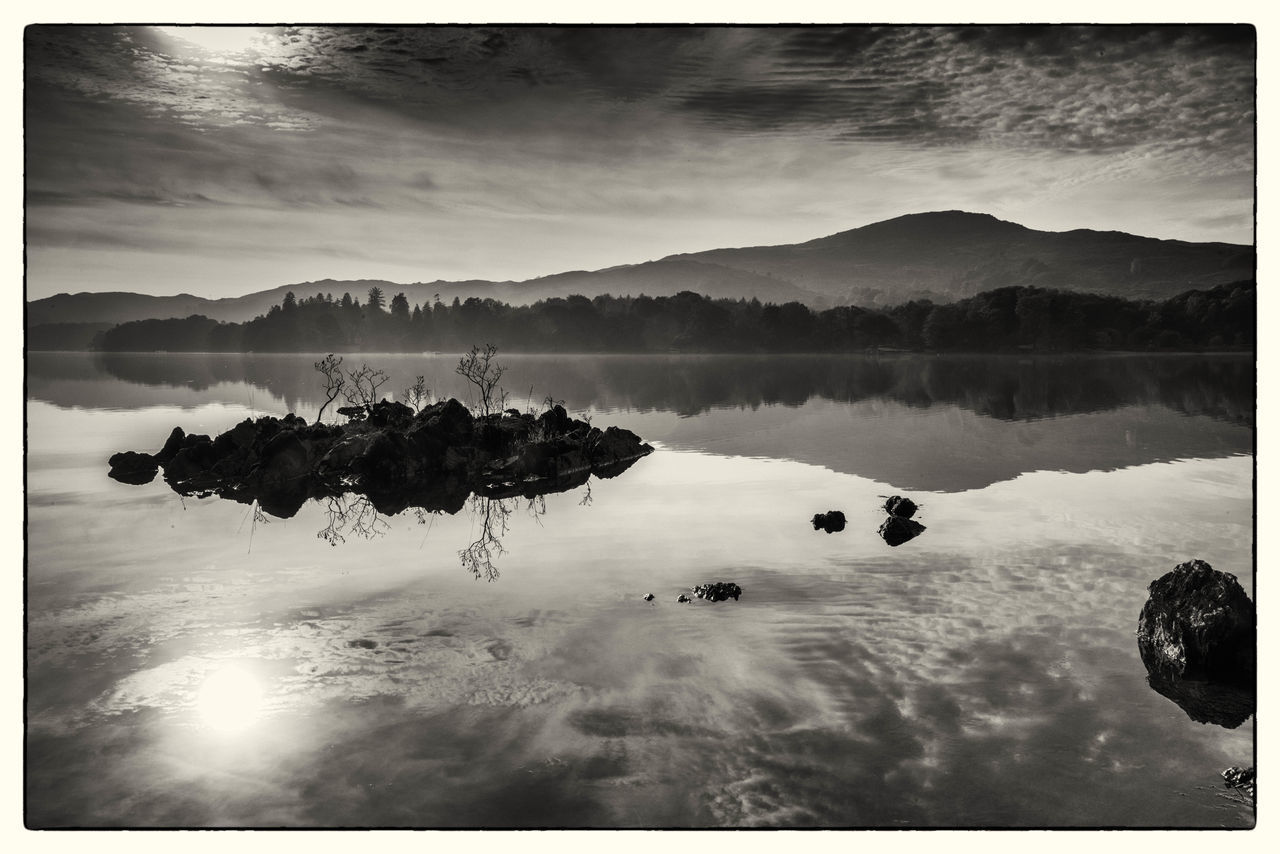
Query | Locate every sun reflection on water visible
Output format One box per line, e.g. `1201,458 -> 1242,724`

196,663 -> 265,734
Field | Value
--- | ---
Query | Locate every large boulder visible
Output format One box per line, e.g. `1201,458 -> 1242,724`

1137,559 -> 1255,685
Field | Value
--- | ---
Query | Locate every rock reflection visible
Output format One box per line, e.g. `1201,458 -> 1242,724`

1144,672 -> 1255,729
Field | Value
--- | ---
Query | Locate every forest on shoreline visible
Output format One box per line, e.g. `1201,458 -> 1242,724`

33,280 -> 1255,354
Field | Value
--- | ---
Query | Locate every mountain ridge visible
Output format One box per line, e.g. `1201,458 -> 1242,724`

28,211 -> 1253,327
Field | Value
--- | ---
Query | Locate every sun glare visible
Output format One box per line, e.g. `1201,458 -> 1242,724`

155,26 -> 264,57
196,664 -> 265,734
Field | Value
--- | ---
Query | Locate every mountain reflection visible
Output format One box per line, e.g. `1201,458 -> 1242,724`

36,351 -> 1255,427
27,352 -> 1255,493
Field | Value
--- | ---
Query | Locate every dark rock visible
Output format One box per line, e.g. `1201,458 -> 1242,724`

154,426 -> 186,464
1222,766 -> 1255,794
879,515 -> 926,547
812,510 -> 846,533
537,404 -> 572,437
347,638 -> 378,649
425,398 -> 474,442
368,399 -> 414,429
588,425 -> 653,466
317,433 -> 377,478
107,451 -> 158,485
257,429 -> 312,486
643,593 -> 655,602
884,495 -> 918,518
1137,559 -> 1255,685
693,582 -> 742,602
112,397 -> 653,522
163,435 -> 217,486
349,430 -> 416,484
676,594 -> 691,603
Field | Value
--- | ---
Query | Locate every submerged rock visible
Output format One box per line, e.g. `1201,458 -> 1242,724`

676,594 -> 691,603
643,593 -> 655,602
692,582 -> 742,602
884,495 -> 918,519
109,397 -> 655,520
1136,559 -> 1255,685
879,515 -> 926,547
812,510 -> 846,533
107,451 -> 158,485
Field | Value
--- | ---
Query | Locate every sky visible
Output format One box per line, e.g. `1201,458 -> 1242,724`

23,24 -> 1257,299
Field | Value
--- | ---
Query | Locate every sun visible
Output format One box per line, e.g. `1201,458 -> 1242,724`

155,26 -> 265,57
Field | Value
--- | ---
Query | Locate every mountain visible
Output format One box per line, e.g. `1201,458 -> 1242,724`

27,211 -> 1253,327
27,260 -> 824,326
663,211 -> 1253,305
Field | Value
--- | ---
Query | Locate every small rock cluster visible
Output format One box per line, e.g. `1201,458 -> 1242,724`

879,495 -> 926,546
807,495 -> 926,545
656,583 -> 743,604
692,582 -> 742,602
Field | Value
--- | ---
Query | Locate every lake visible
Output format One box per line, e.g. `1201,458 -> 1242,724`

24,351 -> 1255,828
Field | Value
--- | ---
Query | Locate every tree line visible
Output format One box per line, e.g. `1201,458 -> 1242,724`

94,281 -> 1255,354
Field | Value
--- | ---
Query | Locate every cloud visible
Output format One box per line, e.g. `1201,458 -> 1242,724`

666,26 -> 1253,164
21,25 -> 1257,297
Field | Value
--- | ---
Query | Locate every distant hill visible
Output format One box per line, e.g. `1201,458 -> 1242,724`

27,211 -> 1253,326
27,259 -> 824,326
665,211 -> 1253,305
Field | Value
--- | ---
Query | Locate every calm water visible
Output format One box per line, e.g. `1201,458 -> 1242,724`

25,352 -> 1255,828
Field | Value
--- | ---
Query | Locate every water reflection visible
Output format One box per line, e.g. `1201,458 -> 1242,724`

24,352 -> 1257,828
315,490 -> 555,582
317,495 -> 391,547
28,351 -> 1255,426
1143,672 -> 1255,729
196,663 -> 265,735
458,496 -> 515,582
28,352 -> 1255,494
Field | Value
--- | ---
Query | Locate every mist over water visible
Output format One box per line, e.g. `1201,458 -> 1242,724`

25,352 -> 1254,827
